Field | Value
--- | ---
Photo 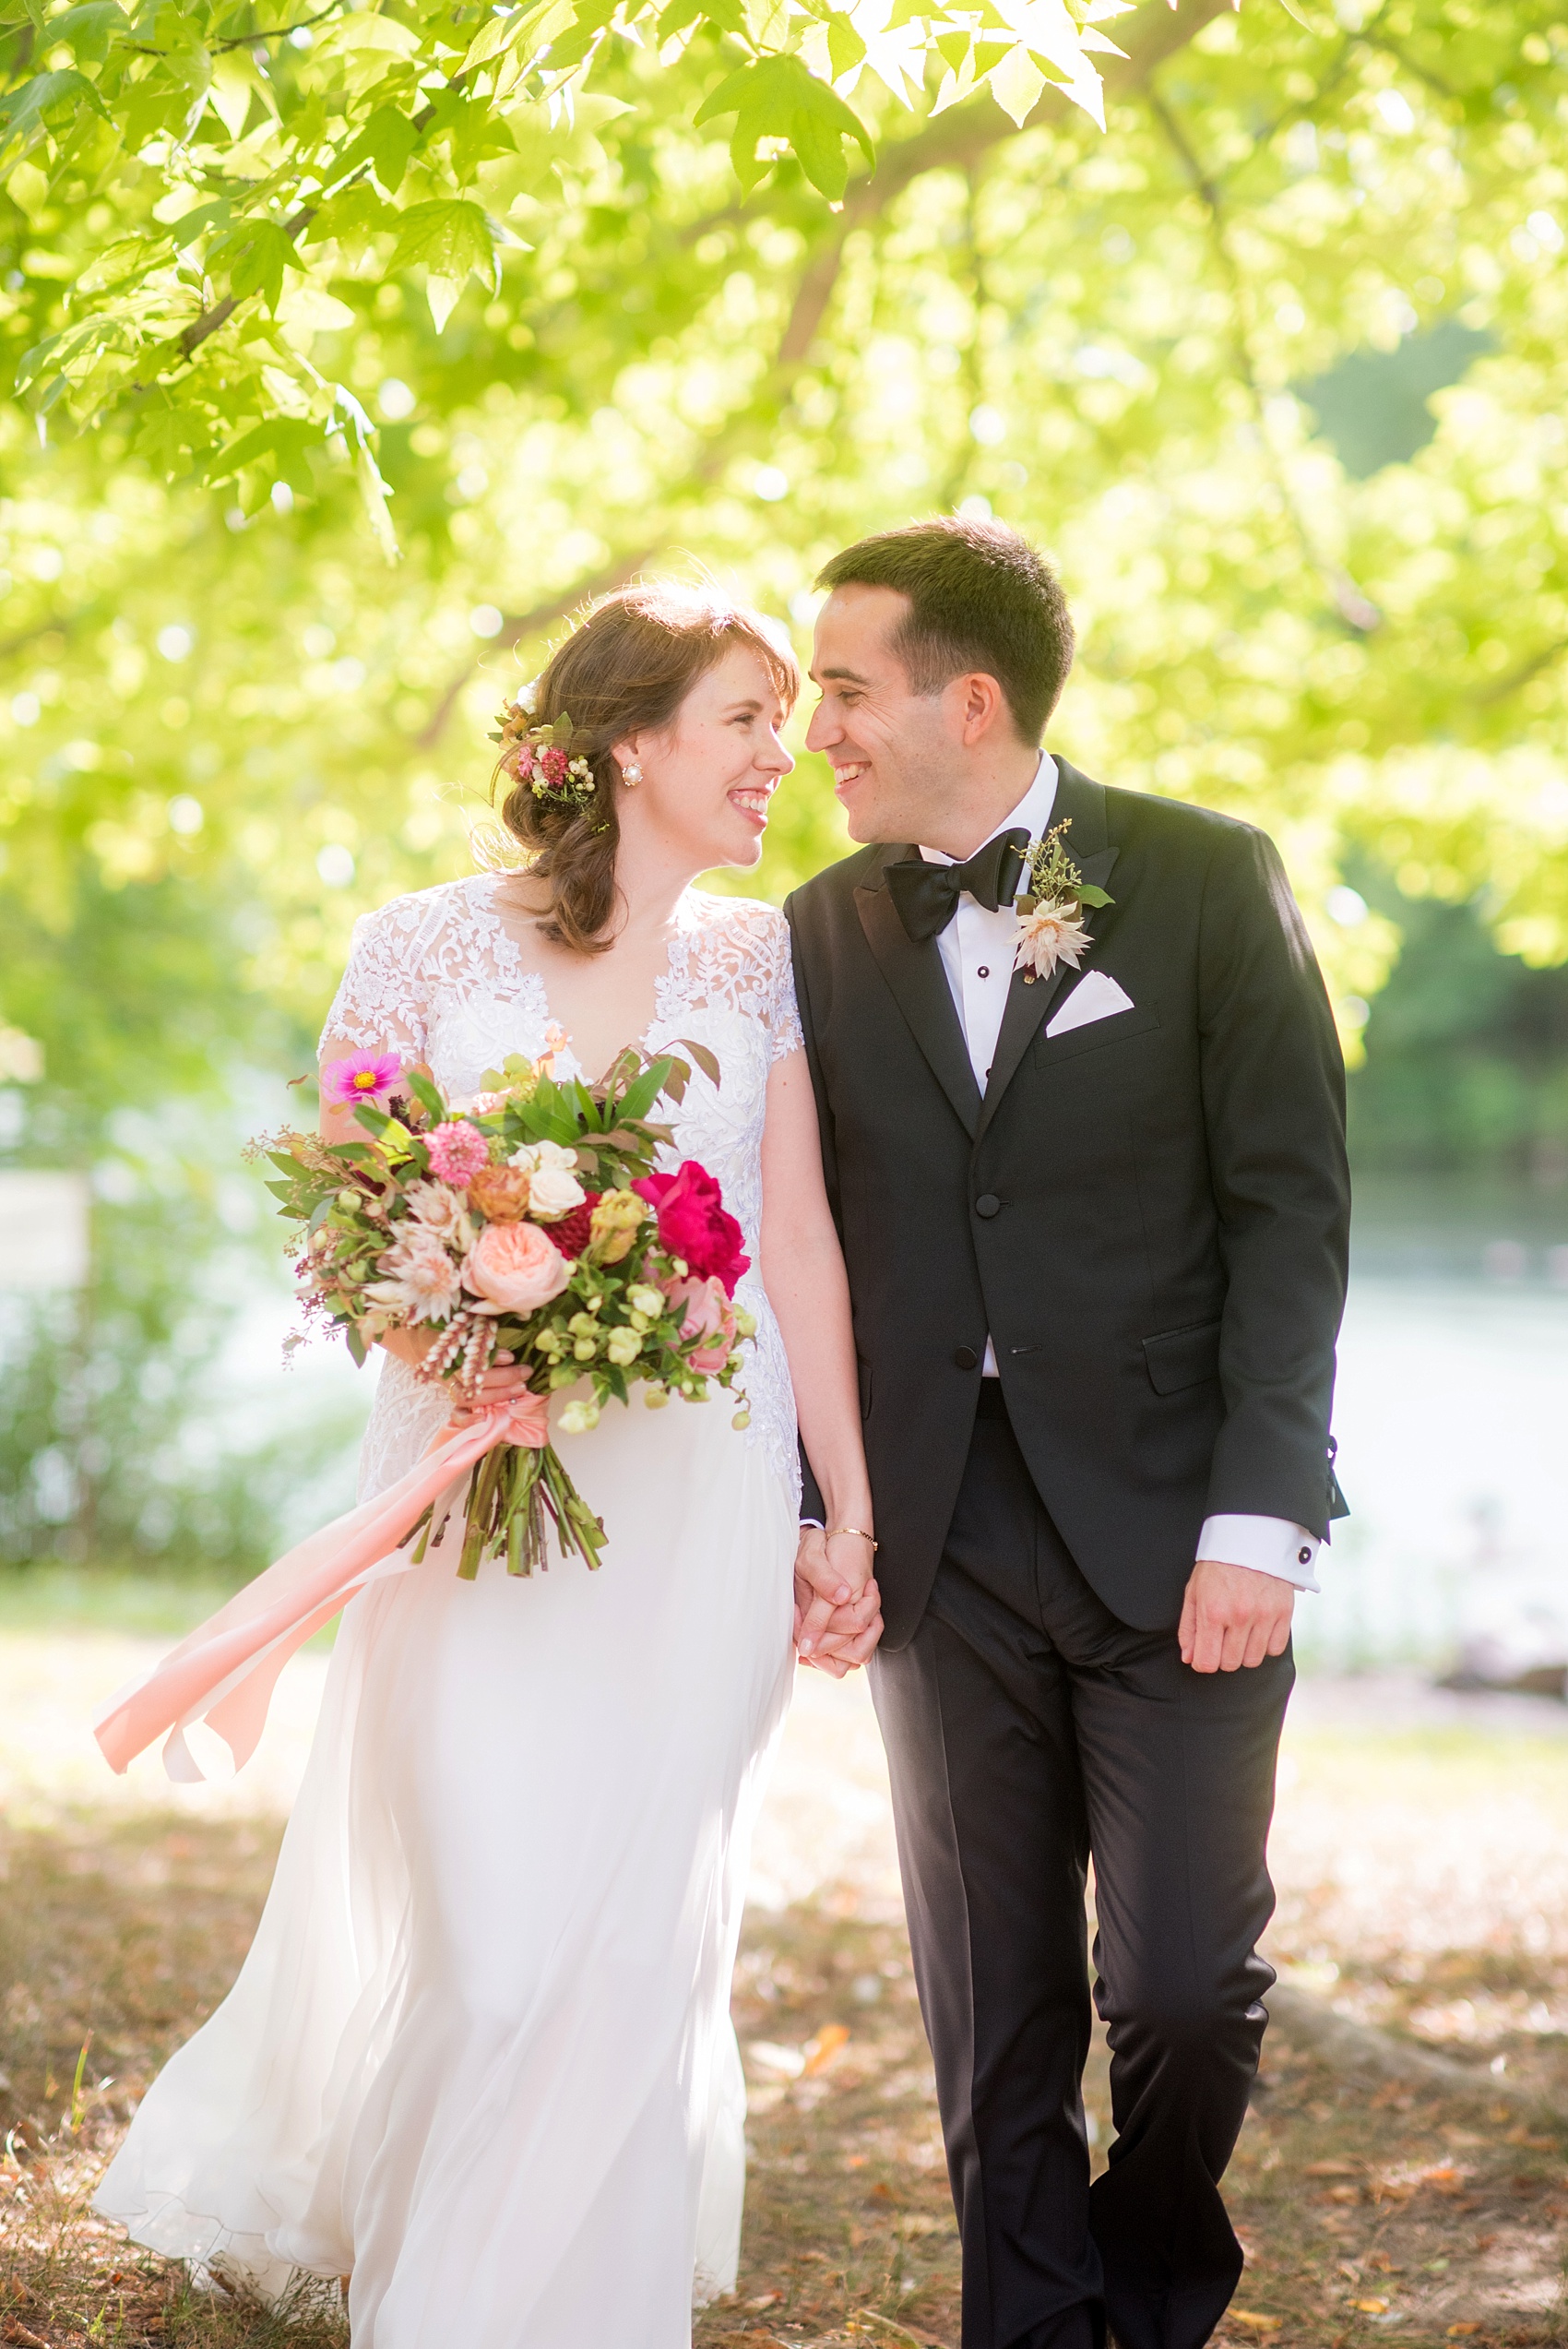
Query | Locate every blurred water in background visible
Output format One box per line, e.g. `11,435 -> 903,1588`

235,1174 -> 1568,1679
1303,1178 -> 1568,1677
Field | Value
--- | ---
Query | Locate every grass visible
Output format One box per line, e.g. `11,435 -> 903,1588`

0,1571 -> 241,1641
3,1639 -> 1568,2347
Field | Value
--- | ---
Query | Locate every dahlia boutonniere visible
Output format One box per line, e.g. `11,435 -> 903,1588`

1013,817 -> 1114,984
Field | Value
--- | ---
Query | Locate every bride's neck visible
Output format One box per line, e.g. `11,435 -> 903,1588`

601,810 -> 706,946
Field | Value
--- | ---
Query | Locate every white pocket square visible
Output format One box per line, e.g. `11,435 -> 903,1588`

1044,970 -> 1135,1038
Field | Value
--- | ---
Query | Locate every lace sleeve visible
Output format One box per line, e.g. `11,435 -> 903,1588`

318,899 -> 432,1063
758,907 -> 804,1065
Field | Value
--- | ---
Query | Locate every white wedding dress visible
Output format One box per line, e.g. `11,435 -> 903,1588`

95,877 -> 802,2346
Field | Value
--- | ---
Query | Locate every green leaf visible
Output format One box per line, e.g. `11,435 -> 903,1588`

0,68 -> 111,157
390,197 -> 500,293
168,199 -> 232,251
404,1069 -> 447,1123
695,53 -> 873,196
539,0 -> 621,72
1076,883 -> 1114,907
613,1062 -> 672,1121
826,13 -> 866,78
47,2 -> 128,65
205,418 -> 321,493
330,103 -> 423,196
209,219 -> 303,314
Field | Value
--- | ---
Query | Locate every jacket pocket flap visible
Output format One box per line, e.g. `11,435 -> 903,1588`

1142,1318 -> 1221,1395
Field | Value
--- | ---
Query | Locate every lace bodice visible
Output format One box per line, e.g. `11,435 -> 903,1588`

321,874 -> 803,1500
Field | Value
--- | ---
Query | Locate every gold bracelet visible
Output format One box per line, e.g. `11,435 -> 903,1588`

826,1526 -> 878,1551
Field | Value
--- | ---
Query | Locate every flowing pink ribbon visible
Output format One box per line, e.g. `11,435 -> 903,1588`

93,1392 -> 552,1784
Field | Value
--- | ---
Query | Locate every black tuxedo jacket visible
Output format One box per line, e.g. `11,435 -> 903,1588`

785,758 -> 1350,1648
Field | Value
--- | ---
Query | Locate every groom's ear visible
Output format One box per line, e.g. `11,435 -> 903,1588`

951,670 -> 1011,747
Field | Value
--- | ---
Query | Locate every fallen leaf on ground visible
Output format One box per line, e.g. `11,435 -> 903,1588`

1352,2297 -> 1389,2315
848,2311 -> 955,2349
1229,2313 -> 1285,2332
1446,2328 -> 1482,2339
802,2022 -> 851,2076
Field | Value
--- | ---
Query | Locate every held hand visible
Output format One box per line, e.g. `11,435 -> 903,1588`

447,1351 -> 538,1428
802,1585 -> 885,1676
793,1526 -> 874,1659
1179,1557 -> 1294,1675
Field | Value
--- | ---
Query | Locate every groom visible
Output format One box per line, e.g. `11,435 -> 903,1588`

787,519 -> 1348,2349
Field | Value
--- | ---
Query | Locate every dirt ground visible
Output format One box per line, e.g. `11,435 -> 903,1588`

2,1619 -> 1567,2348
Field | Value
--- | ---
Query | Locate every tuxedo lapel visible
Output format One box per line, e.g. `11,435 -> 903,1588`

976,762 -> 1120,1145
855,852 -> 981,1139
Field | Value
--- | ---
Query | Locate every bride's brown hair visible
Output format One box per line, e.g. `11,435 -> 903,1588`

493,584 -> 800,955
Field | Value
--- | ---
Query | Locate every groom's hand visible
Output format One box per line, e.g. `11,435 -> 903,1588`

1179,1558 -> 1294,1674
794,1528 -> 883,1674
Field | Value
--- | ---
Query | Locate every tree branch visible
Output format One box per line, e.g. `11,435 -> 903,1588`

410,0 -> 1244,752
1476,633 -> 1568,708
214,0 -> 350,52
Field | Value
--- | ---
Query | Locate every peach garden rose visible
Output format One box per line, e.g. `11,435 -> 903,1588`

463,1218 -> 572,1315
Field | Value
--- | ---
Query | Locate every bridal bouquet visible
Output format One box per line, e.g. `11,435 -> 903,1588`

255,1044 -> 754,1580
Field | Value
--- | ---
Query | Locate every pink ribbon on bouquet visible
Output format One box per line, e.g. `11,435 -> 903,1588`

93,1392 -> 552,1784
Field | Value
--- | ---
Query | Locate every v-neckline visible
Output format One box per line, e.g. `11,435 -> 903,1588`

477,874 -> 695,1088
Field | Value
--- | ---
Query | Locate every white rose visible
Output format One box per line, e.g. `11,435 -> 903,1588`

528,1165 -> 586,1218
508,1139 -> 577,1174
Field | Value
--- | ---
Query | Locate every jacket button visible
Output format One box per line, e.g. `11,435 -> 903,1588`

954,1345 -> 979,1370
1298,1547 -> 1313,1567
975,1193 -> 1002,1218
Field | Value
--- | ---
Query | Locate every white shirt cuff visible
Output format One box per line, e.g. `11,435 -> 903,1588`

1197,1514 -> 1320,1593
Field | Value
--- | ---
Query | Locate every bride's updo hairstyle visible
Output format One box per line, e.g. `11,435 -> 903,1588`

494,583 -> 799,955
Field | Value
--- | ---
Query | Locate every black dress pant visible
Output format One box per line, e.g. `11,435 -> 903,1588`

869,1389 -> 1291,2349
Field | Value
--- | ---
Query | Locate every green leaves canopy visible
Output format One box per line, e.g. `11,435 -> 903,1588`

0,0 -> 1565,1090
0,0 -> 1133,512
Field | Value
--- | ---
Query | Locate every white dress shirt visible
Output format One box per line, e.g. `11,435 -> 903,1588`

918,757 -> 1321,1594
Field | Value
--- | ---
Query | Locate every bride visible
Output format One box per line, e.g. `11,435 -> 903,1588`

94,583 -> 883,2343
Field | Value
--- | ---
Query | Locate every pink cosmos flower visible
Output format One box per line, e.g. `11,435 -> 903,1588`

321,1050 -> 402,1110
425,1121 -> 491,1186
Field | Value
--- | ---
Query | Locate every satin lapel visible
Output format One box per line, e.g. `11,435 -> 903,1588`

975,763 -> 1120,1145
855,853 -> 981,1139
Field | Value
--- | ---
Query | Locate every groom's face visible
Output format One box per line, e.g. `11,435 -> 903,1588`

807,585 -> 954,845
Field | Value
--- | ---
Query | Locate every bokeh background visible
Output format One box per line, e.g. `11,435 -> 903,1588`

2,2 -> 1567,2341
3,0 -> 1566,1673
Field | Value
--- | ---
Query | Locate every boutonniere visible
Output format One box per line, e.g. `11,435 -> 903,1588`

1013,818 -> 1115,984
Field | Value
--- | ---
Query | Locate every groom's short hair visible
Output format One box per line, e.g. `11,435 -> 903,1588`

815,519 -> 1074,744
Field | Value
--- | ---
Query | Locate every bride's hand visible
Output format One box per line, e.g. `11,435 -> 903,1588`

448,1351 -> 538,1426
794,1525 -> 880,1666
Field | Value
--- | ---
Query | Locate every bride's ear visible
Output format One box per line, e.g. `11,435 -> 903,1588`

610,733 -> 642,778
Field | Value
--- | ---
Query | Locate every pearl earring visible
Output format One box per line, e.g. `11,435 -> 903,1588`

622,762 -> 642,786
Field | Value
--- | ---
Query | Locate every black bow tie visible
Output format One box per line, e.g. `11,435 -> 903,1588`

885,828 -> 1030,946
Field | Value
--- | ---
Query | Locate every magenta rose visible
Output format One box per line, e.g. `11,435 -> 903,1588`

664,1274 -> 738,1373
632,1160 -> 749,1295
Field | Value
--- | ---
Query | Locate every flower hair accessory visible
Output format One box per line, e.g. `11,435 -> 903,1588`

491,702 -> 597,812
1013,817 -> 1114,984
